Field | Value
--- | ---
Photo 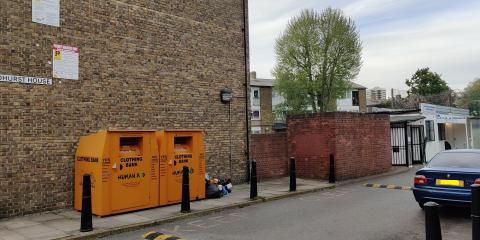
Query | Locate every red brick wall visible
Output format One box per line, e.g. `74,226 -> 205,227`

288,113 -> 391,181
251,133 -> 288,179
287,115 -> 335,179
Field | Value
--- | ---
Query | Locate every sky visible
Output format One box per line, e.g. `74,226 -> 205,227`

249,0 -> 480,93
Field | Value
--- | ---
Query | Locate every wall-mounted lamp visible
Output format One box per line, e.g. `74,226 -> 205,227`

220,88 -> 233,104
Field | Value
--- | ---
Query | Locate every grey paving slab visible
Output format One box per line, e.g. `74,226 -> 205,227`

134,208 -> 168,218
91,218 -> 126,229
110,214 -> 151,224
44,219 -> 79,232
232,192 -> 250,198
56,211 -> 81,220
134,206 -> 179,219
189,201 -> 214,209
0,219 -> 39,230
29,213 -> 64,222
0,229 -> 28,240
27,231 -> 69,240
14,224 -> 63,239
193,199 -> 225,207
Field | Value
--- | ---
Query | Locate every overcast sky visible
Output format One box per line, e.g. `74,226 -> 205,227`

249,0 -> 480,92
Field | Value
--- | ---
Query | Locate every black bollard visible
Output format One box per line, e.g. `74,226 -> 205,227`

250,160 -> 258,199
424,202 -> 442,240
181,166 -> 191,213
329,154 -> 336,184
290,157 -> 296,192
80,174 -> 93,232
472,184 -> 480,240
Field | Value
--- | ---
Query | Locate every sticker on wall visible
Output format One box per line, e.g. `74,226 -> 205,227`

52,44 -> 79,80
32,0 -> 60,27
0,74 -> 52,85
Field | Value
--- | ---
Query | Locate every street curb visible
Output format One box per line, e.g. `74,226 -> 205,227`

54,184 -> 335,240
55,167 -> 410,240
335,167 -> 413,187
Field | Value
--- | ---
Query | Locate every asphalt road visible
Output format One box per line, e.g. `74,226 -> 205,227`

105,167 -> 472,240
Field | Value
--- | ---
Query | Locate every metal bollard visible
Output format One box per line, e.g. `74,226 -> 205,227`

472,184 -> 480,240
329,154 -> 336,184
181,166 -> 191,213
80,174 -> 93,232
424,202 -> 442,240
250,160 -> 258,199
290,157 -> 296,192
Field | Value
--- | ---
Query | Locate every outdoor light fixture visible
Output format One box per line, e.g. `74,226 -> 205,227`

220,88 -> 233,104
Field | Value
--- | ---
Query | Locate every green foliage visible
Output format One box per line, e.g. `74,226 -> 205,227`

273,8 -> 362,114
374,99 -> 392,109
458,78 -> 480,116
405,67 -> 450,96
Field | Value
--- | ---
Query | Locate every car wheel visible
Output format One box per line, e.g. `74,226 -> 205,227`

418,201 -> 425,209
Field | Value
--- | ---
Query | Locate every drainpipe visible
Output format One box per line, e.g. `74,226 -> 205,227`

242,0 -> 251,182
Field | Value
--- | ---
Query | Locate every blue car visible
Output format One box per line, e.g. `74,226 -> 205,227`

413,149 -> 480,208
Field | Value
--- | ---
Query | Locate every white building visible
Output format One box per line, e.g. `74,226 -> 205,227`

250,72 -> 274,134
389,103 -> 480,166
470,116 -> 480,149
420,103 -> 472,160
367,87 -> 387,105
335,83 -> 367,113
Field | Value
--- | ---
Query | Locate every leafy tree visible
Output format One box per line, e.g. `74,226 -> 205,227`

395,91 -> 456,109
374,99 -> 392,109
405,67 -> 449,96
458,78 -> 480,116
273,8 -> 362,114
405,67 -> 452,106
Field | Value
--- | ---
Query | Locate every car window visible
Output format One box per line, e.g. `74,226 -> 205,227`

428,152 -> 480,168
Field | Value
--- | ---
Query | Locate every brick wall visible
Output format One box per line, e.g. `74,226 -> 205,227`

251,133 -> 288,179
288,113 -> 391,181
0,0 -> 249,217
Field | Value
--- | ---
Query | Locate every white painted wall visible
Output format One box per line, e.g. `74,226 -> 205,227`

418,103 -> 473,161
418,116 -> 445,161
445,124 -> 468,149
471,119 -> 480,149
425,141 -> 444,162
336,90 -> 360,112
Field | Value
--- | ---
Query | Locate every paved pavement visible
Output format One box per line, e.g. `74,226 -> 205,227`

106,166 -> 472,240
0,178 -> 332,240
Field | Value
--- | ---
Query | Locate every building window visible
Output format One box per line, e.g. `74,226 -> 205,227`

252,110 -> 260,120
425,120 -> 435,141
438,123 -> 446,141
251,87 -> 260,106
352,91 -> 359,106
253,89 -> 259,98
251,127 -> 261,134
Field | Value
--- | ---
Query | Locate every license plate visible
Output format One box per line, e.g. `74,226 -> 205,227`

436,179 -> 464,187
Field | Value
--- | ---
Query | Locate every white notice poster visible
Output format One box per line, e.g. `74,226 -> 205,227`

53,44 -> 79,80
32,0 -> 60,27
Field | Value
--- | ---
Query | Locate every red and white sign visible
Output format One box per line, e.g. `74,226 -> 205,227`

53,44 -> 79,80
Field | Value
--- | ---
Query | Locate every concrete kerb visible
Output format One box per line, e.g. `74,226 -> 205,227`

55,167 -> 410,240
54,184 -> 335,240
336,166 -> 415,187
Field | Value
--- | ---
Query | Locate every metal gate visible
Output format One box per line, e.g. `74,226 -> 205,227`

391,123 -> 408,166
410,125 -> 425,164
390,123 -> 425,166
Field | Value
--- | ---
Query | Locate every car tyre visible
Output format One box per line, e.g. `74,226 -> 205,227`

418,201 -> 425,210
